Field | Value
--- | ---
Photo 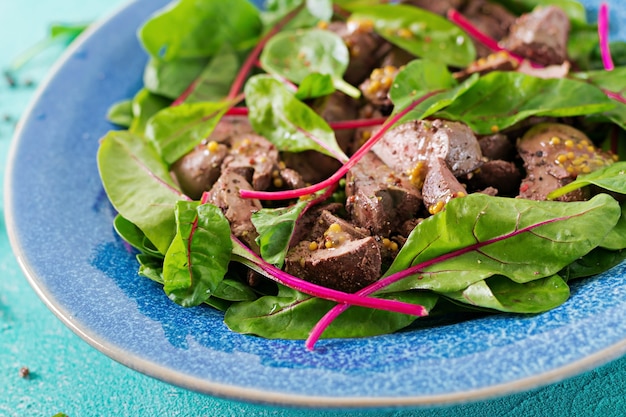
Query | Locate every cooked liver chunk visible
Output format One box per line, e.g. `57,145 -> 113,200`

422,158 -> 467,211
345,152 -> 422,236
171,141 -> 229,200
372,119 -> 483,177
500,6 -> 570,66
222,134 -> 279,191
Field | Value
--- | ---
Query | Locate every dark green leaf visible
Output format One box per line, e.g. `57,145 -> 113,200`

600,204 -> 626,250
129,88 -> 172,135
143,57 -> 208,99
137,253 -> 165,284
113,214 -> 162,258
184,45 -> 241,103
444,274 -> 570,314
163,201 -> 232,306
383,193 -> 621,293
224,285 -> 438,339
437,72 -> 615,134
349,4 -> 476,67
139,0 -> 262,61
560,247 -> 626,280
213,278 -> 258,302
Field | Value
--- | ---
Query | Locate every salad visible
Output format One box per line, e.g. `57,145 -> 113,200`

98,0 -> 626,349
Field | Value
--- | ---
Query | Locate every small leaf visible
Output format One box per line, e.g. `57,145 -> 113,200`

145,101 -> 231,164
163,201 -> 233,306
294,72 -> 335,100
129,88 -> 172,135
547,161 -> 626,199
251,200 -> 308,267
143,57 -> 208,99
260,28 -> 360,98
106,99 -> 133,127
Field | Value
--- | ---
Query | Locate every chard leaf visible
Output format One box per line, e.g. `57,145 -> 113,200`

295,73 -> 335,100
183,45 -> 241,103
143,57 -> 208,99
163,201 -> 232,307
224,285 -> 438,339
245,75 -> 348,161
261,0 -> 325,32
389,59 -> 479,121
560,247 -> 626,280
383,193 -> 621,293
113,214 -> 162,258
137,253 -> 164,283
443,274 -> 570,314
97,130 -> 184,254
213,278 -> 258,302
129,88 -> 172,135
547,161 -> 626,199
259,28 -> 360,98
600,205 -> 626,250
139,0 -> 262,61
106,99 -> 133,127
437,72 -> 615,134
349,5 -> 476,67
145,101 -> 231,165
251,200 -> 308,268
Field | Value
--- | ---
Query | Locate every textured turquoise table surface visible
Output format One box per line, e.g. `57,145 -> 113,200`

2,1 -> 626,416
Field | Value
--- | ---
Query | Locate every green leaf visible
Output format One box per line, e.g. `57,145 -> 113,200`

492,0 -> 587,26
245,75 -> 348,161
163,201 -> 233,306
349,4 -> 476,67
559,247 -> 626,280
106,99 -> 133,127
294,72 -> 336,100
97,130 -> 184,254
437,72 -> 615,134
259,28 -> 360,98
601,205 -> 626,250
383,193 -> 621,293
213,278 -> 258,302
443,274 -> 570,314
251,200 -> 308,268
547,161 -> 626,200
389,59 -> 480,122
137,253 -> 165,283
224,285 -> 438,339
113,214 -> 162,258
145,101 -> 231,165
138,0 -> 262,61
129,88 -> 172,135
184,45 -> 241,103
143,57 -> 208,99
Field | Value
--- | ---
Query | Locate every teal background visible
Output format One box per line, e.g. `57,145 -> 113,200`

1,1 -> 625,416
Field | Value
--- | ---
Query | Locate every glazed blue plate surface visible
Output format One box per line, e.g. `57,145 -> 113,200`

5,0 -> 626,407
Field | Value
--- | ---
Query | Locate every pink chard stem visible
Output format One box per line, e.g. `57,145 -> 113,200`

598,2 -> 614,71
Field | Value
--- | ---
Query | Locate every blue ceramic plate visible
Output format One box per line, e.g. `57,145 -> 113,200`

5,0 -> 626,408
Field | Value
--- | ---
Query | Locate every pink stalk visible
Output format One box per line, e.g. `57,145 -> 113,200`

226,5 -> 304,100
305,215 -> 566,349
604,89 -> 626,104
172,79 -> 199,106
232,236 -> 427,316
240,90 -> 443,200
598,3 -> 614,71
447,9 -> 527,65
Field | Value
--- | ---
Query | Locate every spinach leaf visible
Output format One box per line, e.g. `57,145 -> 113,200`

183,45 -> 241,103
251,200 -> 309,268
547,161 -> 626,199
560,247 -> 626,280
129,88 -> 172,135
601,205 -> 626,250
349,4 -> 476,67
163,201 -> 232,306
259,28 -> 360,98
383,193 -> 621,293
295,73 -> 336,100
145,101 -> 231,165
224,285 -> 438,339
245,75 -> 348,161
106,99 -> 133,127
213,278 -> 258,302
437,72 -> 615,134
97,130 -> 184,254
113,214 -> 162,258
143,57 -> 208,99
389,59 -> 480,122
139,0 -> 262,61
261,0 -> 330,36
443,274 -> 570,314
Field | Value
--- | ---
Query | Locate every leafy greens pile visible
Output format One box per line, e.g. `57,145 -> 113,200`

98,0 -> 626,349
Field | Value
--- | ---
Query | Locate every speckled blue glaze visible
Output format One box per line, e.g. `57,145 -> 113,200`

5,0 -> 626,408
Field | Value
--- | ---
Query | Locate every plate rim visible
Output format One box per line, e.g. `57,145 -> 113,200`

4,0 -> 626,408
